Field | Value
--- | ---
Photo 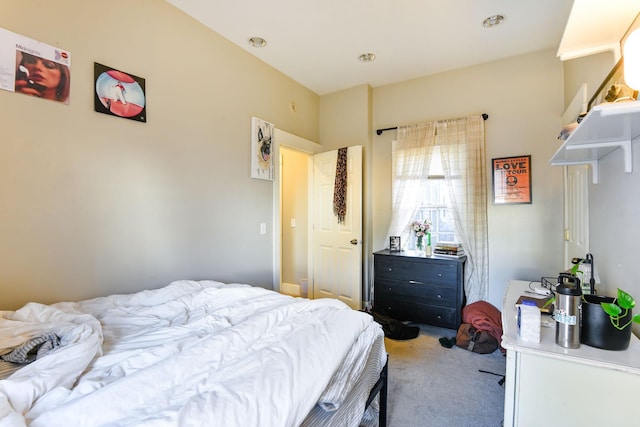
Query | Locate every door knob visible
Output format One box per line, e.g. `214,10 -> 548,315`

350,239 -> 359,245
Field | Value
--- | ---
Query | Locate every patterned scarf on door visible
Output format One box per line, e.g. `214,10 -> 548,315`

333,147 -> 348,224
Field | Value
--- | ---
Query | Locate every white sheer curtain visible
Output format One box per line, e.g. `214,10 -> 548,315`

386,122 -> 437,246
386,115 -> 488,303
437,115 -> 488,303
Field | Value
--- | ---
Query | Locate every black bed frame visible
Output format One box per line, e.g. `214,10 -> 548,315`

365,355 -> 388,427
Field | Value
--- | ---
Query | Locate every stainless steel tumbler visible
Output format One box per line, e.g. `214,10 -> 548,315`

554,275 -> 582,349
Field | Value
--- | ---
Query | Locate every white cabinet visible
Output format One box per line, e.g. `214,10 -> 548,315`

550,101 -> 640,183
501,280 -> 640,427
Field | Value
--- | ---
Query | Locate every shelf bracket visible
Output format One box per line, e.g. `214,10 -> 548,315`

550,160 -> 599,183
564,139 -> 633,182
587,161 -> 599,184
620,139 -> 633,173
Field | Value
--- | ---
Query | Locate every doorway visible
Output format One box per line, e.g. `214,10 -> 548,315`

273,129 -> 320,297
279,146 -> 312,297
273,130 -> 363,309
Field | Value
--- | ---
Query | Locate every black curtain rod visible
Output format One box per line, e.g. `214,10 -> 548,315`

376,113 -> 489,135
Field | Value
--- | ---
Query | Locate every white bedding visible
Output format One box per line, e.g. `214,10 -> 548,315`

0,280 -> 383,427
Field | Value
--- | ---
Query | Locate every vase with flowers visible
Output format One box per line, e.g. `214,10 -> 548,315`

411,219 -> 432,256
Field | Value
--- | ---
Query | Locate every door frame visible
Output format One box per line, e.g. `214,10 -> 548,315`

272,129 -> 321,294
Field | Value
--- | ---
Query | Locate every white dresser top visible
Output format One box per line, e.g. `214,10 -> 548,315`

501,280 -> 640,375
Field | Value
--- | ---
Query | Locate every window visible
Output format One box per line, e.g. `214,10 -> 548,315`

388,115 -> 488,302
408,146 -> 456,249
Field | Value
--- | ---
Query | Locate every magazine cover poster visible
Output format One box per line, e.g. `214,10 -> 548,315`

0,26 -> 71,104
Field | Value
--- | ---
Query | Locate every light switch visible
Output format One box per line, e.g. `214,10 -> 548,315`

260,223 -> 266,235
290,218 -> 296,228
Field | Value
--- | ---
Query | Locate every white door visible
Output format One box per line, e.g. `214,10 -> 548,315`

563,165 -> 590,269
312,146 -> 362,309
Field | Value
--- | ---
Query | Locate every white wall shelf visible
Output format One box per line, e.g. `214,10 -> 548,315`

550,101 -> 640,183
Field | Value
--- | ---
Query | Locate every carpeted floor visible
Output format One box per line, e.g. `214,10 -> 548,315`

383,323 -> 506,427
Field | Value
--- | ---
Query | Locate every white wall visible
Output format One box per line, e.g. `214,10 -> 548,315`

563,47 -> 640,337
0,0 -> 319,308
590,135 -> 640,337
371,50 -> 566,309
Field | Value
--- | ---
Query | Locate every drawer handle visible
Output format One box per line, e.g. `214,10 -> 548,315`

408,280 -> 425,285
387,268 -> 393,272
438,273 -> 443,277
437,315 -> 442,319
437,294 -> 442,299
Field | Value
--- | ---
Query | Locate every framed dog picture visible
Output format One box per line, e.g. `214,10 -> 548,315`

389,236 -> 401,252
251,117 -> 274,180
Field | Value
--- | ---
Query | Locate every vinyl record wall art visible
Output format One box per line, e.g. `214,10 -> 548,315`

94,63 -> 146,122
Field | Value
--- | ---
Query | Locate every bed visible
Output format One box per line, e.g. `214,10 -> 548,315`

0,280 -> 388,426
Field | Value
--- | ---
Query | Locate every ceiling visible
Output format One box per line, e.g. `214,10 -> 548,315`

166,0 -> 640,95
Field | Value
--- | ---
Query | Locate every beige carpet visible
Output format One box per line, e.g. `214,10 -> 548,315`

383,323 -> 506,427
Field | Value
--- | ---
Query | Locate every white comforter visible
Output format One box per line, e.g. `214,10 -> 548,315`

0,280 -> 381,427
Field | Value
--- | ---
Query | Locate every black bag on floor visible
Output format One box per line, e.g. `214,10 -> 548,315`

455,323 -> 498,354
368,310 -> 420,340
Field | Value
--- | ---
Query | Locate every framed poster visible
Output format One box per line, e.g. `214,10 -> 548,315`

94,63 -> 146,122
251,117 -> 274,180
492,155 -> 532,205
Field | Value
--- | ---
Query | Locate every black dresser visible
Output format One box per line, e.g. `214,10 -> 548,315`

373,250 -> 466,330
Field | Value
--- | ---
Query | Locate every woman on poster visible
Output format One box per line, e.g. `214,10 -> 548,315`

14,52 -> 70,103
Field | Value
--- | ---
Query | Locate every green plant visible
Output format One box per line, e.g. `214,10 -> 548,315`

542,285 -> 640,332
600,288 -> 640,331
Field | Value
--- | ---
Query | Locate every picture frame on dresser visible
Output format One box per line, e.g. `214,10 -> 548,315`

389,236 -> 401,252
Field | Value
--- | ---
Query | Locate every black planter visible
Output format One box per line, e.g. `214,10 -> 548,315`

581,294 -> 632,351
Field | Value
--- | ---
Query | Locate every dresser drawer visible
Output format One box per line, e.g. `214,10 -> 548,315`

375,297 -> 457,327
374,257 -> 457,286
375,279 -> 456,307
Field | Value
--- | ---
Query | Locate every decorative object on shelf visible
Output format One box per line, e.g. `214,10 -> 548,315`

587,58 -> 638,112
491,155 -> 532,205
389,235 -> 401,252
587,20 -> 640,112
250,117 -> 274,180
411,219 -> 431,255
557,113 -> 586,141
